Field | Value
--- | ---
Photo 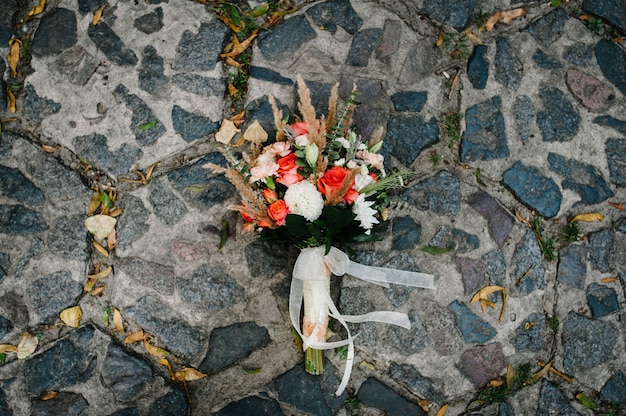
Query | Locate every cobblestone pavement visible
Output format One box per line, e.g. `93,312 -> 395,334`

1,0 -> 626,414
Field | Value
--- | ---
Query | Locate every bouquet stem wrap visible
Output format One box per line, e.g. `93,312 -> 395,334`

290,246 -> 435,396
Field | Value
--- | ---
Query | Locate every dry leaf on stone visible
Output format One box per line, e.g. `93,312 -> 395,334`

529,361 -> 552,384
92,5 -> 104,25
174,367 -> 207,382
244,120 -> 268,144
436,30 -> 444,47
85,214 -> 117,240
572,212 -> 603,222
40,391 -> 58,401
215,119 -> 240,144
87,265 -> 112,280
608,201 -> 625,210
0,344 -> 18,353
27,0 -> 45,16
17,333 -> 38,359
112,307 -> 124,332
601,277 -> 617,283
41,144 -> 60,153
60,306 -> 82,328
90,286 -> 105,296
93,240 -> 109,257
506,363 -> 514,387
436,404 -> 449,416
471,285 -> 507,322
144,340 -> 169,358
418,400 -> 430,413
88,192 -> 101,215
124,329 -> 146,344
220,29 -> 258,58
107,229 -> 116,250
159,358 -> 176,379
7,90 -> 16,113
8,40 -> 21,77
484,8 -> 525,31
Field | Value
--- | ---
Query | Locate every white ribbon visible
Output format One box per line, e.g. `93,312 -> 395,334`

289,246 -> 435,396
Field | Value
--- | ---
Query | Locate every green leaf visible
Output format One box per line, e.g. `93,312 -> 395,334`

227,4 -> 241,26
100,192 -> 114,209
321,205 -> 356,231
0,352 -> 5,364
285,214 -> 310,238
185,185 -> 207,192
476,168 -> 486,186
219,218 -> 230,250
576,393 -> 598,410
419,246 -> 452,255
243,367 -> 263,374
248,2 -> 269,17
102,307 -> 112,325
138,119 -> 157,130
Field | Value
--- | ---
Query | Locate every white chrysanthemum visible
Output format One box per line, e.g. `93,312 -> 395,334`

354,173 -> 375,191
284,180 -> 324,221
352,194 -> 379,232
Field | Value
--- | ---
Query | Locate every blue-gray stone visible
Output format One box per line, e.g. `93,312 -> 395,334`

0,205 -> 38,235
133,7 -> 163,34
467,191 -> 513,247
383,253 -> 418,307
536,381 -> 581,416
0,0 -> 15,46
595,39 -> 626,97
14,238 -> 44,279
78,0 -> 106,14
537,85 -> 580,142
498,403 -> 515,416
454,256 -> 486,296
301,79 -> 337,119
561,312 -> 617,373
422,0 -> 476,29
514,95 -> 534,144
249,66 -> 294,85
594,115 -> 626,136
390,362 -> 447,402
391,91 -> 428,112
482,249 -> 506,290
448,300 -> 496,343
526,7 -> 570,44
599,370 -> 626,406
0,59 -> 5,111
268,366 -> 337,416
0,291 -> 28,328
0,314 -> 13,339
172,73 -> 226,97
148,389 -> 189,416
389,310 -> 429,353
557,244 -> 587,289
0,165 -> 45,206
73,133 -> 142,176
532,49 -> 563,69
589,229 -> 614,272
583,0 -> 626,33
125,293 -> 207,360
88,21 -> 137,66
548,152 -> 613,205
31,8 -> 77,57
0,386 -> 10,416
173,21 -> 229,71
116,257 -> 175,295
587,283 -> 620,317
511,230 -> 545,294
24,326 -> 96,395
244,96 -> 290,142
606,138 -> 626,186
512,312 -> 545,352
429,225 -> 479,253
22,84 -> 61,124
199,321 -> 270,374
102,343 -> 154,401
31,392 -> 88,416
391,216 -> 421,250
113,84 -> 166,147
502,161 -> 562,218
139,45 -> 168,96
347,28 -> 383,66
47,214 -> 89,260
258,15 -> 316,62
494,37 -> 522,90
461,96 -> 509,162
108,408 -> 139,416
357,377 -> 427,416
339,286 -> 377,346
172,104 -> 219,142
306,0 -> 363,35
216,395 -> 284,416
467,45 -> 489,89
177,263 -> 244,310
116,195 -> 150,251
386,114 -> 439,166
0,252 -> 8,284
29,271 -> 82,323
339,76 -> 389,140
563,42 -> 594,66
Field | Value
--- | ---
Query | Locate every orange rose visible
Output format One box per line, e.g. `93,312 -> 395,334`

267,200 -> 290,225
344,188 -> 359,205
263,189 -> 278,203
318,166 -> 354,201
276,153 -> 303,186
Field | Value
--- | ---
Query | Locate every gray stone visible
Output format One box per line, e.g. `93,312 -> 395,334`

566,68 -> 616,111
346,28 -> 382,67
526,7 -> 570,45
46,214 -> 89,260
402,170 -> 461,216
586,283 -> 620,317
422,0 -> 476,29
306,0 -> 363,35
595,39 -> 626,95
268,366 -> 336,416
173,21 -> 229,71
583,0 -> 626,33
29,271 -> 82,323
148,389 -> 189,416
563,43 -> 594,66
0,291 -> 29,328
420,299 -> 464,356
383,253 -> 419,306
249,66 -> 294,85
467,45 -> 489,89
389,310 -> 429,353
498,403 -> 515,416
258,15 -> 316,62
88,21 -> 138,66
0,59 -> 5,111
0,386 -> 10,415
102,343 -> 154,401
31,391 -> 88,416
244,96 -> 290,142
511,312 -> 545,352
0,252 -> 8,284
390,362 -> 447,402
429,225 -> 480,253
454,256 -> 486,296
467,191 -> 514,247
376,19 -> 402,59
386,114 -> 439,166
31,8 -> 77,57
0,0 -> 15,46
391,216 -> 421,250
24,326 -> 96,395
108,408 -> 139,416
561,311 -> 617,373
339,286 -> 377,346
391,91 -> 428,112
448,300 -> 496,343
594,115 -> 626,136
14,238 -> 44,278
494,37 -> 522,90
556,244 -> 587,289
599,370 -> 626,406
339,76 -> 389,140
54,45 -> 99,86
461,96 -> 509,162
537,86 -> 580,142
74,133 -> 142,177
199,321 -> 270,374
177,263 -> 244,310
536,381 -> 581,415
171,104 -> 219,142
134,7 -> 163,34
78,0 -> 106,14
502,161 -> 562,218
113,84 -> 166,147
606,138 -> 626,186
116,257 -> 175,295
0,314 -> 13,340
458,343 -> 505,387
532,49 -> 563,69
398,41 -> 435,83
548,152 -> 613,205
511,230 -> 545,294
116,195 -> 150,251
172,73 -> 226,97
304,79 -> 339,118
22,84 -> 61,124
589,229 -> 614,272
482,249 -> 507,291
357,377 -> 427,416
216,395 -> 284,416
139,45 -> 168,96
0,165 -> 45,206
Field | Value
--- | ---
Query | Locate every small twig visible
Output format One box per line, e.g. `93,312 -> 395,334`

0,117 -> 18,123
516,264 -> 535,286
537,360 -> 574,383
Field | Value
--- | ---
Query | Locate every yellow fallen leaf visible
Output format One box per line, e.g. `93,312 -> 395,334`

227,83 -> 239,97
417,399 -> 430,413
220,29 -> 258,58
357,360 -> 375,371
85,214 -> 117,240
8,39 -> 21,77
484,8 -> 525,31
225,57 -> 241,68
464,29 -> 483,45
107,228 -> 116,250
92,5 -> 104,25
571,212 -> 603,222
144,339 -> 169,358
27,0 -> 46,16
435,30 -> 444,47
60,306 -> 82,328
215,119 -> 240,144
244,120 -> 268,144
0,344 -> 18,353
471,285 -> 507,322
112,307 -> 124,332
159,358 -> 176,379
41,144 -> 60,153
529,361 -> 552,384
506,363 -> 514,387
90,285 -> 105,296
108,208 -> 123,218
17,333 -> 38,359
93,240 -> 108,257
601,277 -> 617,283
88,192 -> 101,215
83,278 -> 96,292
40,391 -> 58,401
124,329 -> 146,344
436,404 -> 449,416
87,265 -> 112,280
174,367 -> 207,381
7,89 -> 16,113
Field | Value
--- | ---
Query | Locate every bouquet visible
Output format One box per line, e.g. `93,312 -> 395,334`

210,76 -> 434,395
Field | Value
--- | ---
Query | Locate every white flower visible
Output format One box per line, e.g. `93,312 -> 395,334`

334,137 -> 350,148
354,173 -> 375,191
333,158 -> 346,166
352,194 -> 379,231
284,180 -> 324,221
295,135 -> 311,146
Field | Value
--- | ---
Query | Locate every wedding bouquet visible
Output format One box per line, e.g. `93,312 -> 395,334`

210,76 -> 434,395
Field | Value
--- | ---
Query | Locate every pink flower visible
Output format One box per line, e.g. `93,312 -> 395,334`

267,141 -> 292,157
357,149 -> 384,170
276,153 -> 303,186
290,122 -> 309,136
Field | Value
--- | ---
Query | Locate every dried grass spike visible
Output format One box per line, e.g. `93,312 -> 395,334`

296,75 -> 317,128
268,94 -> 286,141
326,82 -> 340,133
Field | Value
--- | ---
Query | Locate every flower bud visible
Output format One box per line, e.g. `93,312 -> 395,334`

305,144 -> 319,167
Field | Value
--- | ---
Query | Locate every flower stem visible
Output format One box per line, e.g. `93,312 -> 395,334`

305,347 -> 324,375
301,267 -> 331,375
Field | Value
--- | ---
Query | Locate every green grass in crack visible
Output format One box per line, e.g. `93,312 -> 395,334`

532,217 -> 557,262
441,112 -> 463,148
